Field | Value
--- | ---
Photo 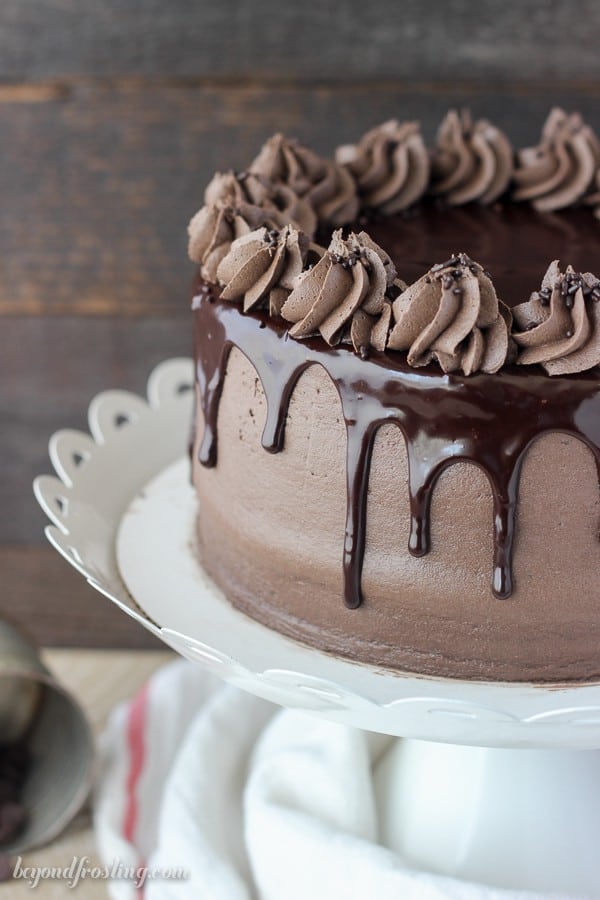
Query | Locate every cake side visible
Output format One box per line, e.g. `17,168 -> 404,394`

192,290 -> 600,682
188,109 -> 600,683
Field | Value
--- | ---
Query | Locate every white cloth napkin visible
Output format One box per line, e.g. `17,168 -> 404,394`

94,660 -> 586,900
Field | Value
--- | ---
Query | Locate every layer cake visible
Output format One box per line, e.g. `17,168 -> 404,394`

188,110 -> 600,682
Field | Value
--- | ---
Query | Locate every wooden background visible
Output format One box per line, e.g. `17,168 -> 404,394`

2,0 -> 600,647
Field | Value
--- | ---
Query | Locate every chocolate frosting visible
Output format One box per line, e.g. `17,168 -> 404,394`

280,230 -> 398,351
193,284 -> 600,611
216,225 -> 309,314
513,260 -> 600,374
387,254 -> 511,374
335,120 -> 430,213
188,204 -> 269,282
513,108 -> 600,212
430,109 -> 513,205
250,134 -> 359,226
190,113 -> 600,376
187,110 -> 600,676
204,170 -> 317,236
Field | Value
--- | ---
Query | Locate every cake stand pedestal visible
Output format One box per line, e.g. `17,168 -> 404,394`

34,358 -> 600,895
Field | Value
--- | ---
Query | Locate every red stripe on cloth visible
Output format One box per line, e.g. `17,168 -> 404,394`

123,681 -> 150,898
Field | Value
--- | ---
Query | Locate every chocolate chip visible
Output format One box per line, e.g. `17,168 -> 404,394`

0,803 -> 27,844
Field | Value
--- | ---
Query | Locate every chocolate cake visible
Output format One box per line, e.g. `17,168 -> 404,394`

188,109 -> 600,682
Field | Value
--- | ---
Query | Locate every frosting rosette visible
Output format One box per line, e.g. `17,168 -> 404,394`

204,170 -> 317,236
512,109 -> 600,212
250,134 -> 359,226
430,109 -> 513,205
216,225 -> 309,314
387,253 -> 511,375
512,260 -> 600,375
335,120 -> 429,214
188,203 -> 270,282
280,230 -> 398,351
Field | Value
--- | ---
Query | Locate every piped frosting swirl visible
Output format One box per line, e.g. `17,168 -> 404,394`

216,225 -> 309,314
512,260 -> 600,375
335,120 -> 430,213
250,134 -> 359,226
189,111 -> 600,377
204,170 -> 317,236
512,109 -> 600,212
387,254 -> 511,375
280,230 -> 399,351
430,109 -> 514,205
188,204 -> 270,282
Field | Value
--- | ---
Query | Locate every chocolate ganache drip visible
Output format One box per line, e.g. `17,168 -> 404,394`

191,113 -> 600,616
193,285 -> 600,609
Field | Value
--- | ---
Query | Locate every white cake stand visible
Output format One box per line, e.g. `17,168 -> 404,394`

34,358 -> 600,895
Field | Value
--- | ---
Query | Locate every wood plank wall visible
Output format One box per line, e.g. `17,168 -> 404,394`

2,1 -> 600,646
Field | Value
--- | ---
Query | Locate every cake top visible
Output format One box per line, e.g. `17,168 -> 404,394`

189,108 -> 600,377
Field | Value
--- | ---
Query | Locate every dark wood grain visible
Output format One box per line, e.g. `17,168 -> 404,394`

0,316 -> 190,544
0,545 -> 160,648
1,0 -> 600,83
3,82 -> 600,317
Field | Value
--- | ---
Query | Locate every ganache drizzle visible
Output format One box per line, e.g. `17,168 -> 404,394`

193,281 -> 600,609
